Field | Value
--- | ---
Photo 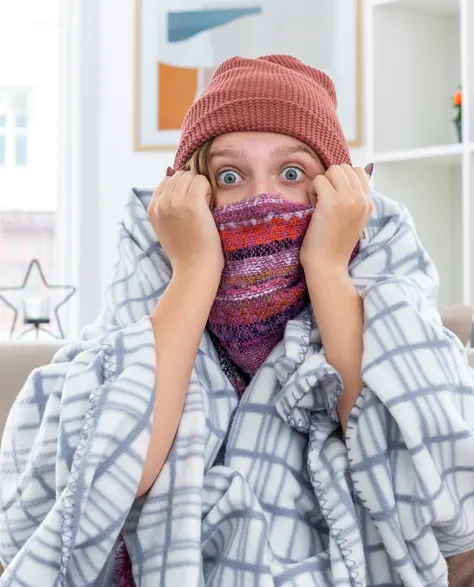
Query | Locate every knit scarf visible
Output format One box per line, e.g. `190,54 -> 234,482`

207,193 -> 361,396
207,194 -> 312,395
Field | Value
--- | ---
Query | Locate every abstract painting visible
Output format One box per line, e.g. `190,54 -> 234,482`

134,0 -> 361,150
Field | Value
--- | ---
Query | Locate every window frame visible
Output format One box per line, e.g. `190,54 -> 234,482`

57,0 -> 101,337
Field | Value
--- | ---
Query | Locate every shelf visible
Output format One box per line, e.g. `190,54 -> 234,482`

372,5 -> 461,152
371,0 -> 460,14
368,0 -> 474,307
372,144 -> 464,165
373,161 -> 463,305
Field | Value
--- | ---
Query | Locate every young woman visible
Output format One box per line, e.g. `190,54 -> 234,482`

1,55 -> 473,587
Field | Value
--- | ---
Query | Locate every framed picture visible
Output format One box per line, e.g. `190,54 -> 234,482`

134,0 -> 362,151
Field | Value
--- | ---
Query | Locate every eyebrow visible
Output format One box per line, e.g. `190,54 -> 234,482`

209,147 -> 246,160
209,144 -> 317,161
270,145 -> 317,159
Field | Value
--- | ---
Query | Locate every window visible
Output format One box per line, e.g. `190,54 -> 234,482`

0,1 -> 61,340
15,114 -> 28,166
0,91 -> 30,168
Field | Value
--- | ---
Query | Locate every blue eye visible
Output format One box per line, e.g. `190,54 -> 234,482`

282,167 -> 304,181
217,170 -> 242,185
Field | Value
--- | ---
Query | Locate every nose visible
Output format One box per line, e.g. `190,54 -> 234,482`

250,174 -> 275,196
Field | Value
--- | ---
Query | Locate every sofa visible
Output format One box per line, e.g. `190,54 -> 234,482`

0,340 -> 66,437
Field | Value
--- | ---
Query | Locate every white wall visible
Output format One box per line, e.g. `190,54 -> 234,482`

94,0 -> 367,305
98,0 -> 170,292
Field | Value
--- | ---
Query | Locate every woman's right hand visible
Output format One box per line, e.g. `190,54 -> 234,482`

148,170 -> 224,278
140,171 -> 225,497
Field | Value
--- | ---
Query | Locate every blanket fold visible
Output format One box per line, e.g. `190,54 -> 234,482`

1,188 -> 473,587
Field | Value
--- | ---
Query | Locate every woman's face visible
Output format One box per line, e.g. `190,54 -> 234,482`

208,132 -> 326,209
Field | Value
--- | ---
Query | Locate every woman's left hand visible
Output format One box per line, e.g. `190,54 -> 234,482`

300,164 -> 373,271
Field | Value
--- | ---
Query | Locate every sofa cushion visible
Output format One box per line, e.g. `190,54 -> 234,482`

439,305 -> 473,345
0,341 -> 65,438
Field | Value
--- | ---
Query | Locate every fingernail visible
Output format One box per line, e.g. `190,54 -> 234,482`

365,162 -> 374,178
166,166 -> 175,177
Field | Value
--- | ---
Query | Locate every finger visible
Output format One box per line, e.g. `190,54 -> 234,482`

340,163 -> 362,191
313,174 -> 337,202
308,173 -> 325,206
153,176 -> 169,198
161,170 -> 192,209
189,174 -> 213,207
164,169 -> 187,194
367,190 -> 375,214
354,166 -> 371,195
172,170 -> 197,201
325,165 -> 352,193
354,168 -> 374,224
307,187 -> 317,207
148,176 -> 170,214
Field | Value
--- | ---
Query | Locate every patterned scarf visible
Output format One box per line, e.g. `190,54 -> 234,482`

207,194 -> 313,395
208,193 -> 360,396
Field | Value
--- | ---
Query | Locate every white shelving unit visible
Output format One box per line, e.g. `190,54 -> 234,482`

365,0 -> 474,306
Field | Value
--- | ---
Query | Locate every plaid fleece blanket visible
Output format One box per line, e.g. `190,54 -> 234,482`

1,189 -> 474,586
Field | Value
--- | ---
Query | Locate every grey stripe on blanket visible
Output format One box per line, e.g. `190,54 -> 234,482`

1,189 -> 474,586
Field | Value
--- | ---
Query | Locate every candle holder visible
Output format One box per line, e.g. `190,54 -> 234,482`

0,259 -> 76,339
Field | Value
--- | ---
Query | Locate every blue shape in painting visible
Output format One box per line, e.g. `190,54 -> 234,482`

168,7 -> 262,42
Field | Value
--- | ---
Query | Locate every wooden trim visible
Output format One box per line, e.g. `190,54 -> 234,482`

347,0 -> 363,148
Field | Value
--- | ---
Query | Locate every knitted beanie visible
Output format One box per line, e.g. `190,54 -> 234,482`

173,54 -> 351,170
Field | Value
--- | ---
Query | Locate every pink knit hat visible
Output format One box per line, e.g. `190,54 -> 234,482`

173,54 -> 351,170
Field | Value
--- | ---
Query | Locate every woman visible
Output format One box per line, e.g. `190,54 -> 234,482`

1,55 -> 473,586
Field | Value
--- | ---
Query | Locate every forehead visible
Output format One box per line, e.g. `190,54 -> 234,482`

211,131 -> 312,152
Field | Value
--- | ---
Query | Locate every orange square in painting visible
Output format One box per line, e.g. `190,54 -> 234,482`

158,62 -> 198,131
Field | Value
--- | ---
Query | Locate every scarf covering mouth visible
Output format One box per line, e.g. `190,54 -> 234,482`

208,193 -> 360,395
207,194 -> 313,394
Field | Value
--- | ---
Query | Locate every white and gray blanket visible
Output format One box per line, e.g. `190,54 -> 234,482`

1,189 -> 474,587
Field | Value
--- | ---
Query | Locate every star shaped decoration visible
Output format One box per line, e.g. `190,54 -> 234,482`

0,259 -> 76,339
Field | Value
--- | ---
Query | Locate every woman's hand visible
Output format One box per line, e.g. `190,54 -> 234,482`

301,163 -> 373,431
140,170 -> 225,497
300,164 -> 373,271
148,170 -> 224,278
